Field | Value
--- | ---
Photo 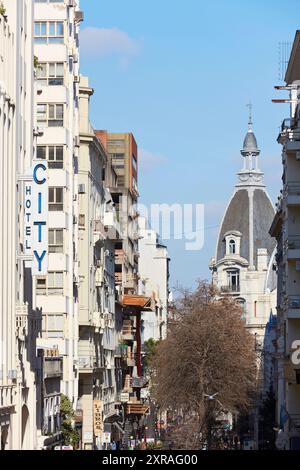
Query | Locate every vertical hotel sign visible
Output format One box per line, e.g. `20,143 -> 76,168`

24,161 -> 48,275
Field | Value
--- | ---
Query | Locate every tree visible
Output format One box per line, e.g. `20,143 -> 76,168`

143,338 -> 159,374
151,281 -> 257,449
60,394 -> 80,448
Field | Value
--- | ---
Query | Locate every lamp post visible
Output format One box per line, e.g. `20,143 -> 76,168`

203,392 -> 223,450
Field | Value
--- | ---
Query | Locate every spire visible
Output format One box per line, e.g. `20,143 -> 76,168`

241,104 -> 260,157
246,101 -> 253,129
236,105 -> 264,187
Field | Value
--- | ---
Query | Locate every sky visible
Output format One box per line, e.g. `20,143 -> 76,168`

80,0 -> 300,291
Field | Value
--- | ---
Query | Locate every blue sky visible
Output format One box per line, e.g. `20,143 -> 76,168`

80,0 -> 299,291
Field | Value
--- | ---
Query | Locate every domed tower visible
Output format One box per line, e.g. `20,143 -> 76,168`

210,111 -> 277,394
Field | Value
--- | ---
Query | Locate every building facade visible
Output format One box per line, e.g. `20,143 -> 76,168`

138,217 -> 170,343
33,0 -> 83,448
0,0 -> 39,450
210,117 -> 277,447
270,31 -> 300,450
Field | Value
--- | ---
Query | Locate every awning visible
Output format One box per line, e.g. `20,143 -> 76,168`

121,294 -> 153,310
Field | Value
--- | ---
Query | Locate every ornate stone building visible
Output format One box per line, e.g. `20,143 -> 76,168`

210,115 -> 277,411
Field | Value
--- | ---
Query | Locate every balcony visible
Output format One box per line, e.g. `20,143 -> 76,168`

43,357 -> 63,379
126,401 -> 150,415
220,285 -> 240,294
16,303 -> 28,340
115,249 -> 127,264
93,219 -> 106,244
285,182 -> 300,205
115,272 -> 122,285
0,385 -> 15,411
122,326 -> 135,342
285,236 -> 300,259
288,295 -> 300,318
78,341 -> 97,372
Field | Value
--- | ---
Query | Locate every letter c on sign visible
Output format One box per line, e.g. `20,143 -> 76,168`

33,163 -> 46,185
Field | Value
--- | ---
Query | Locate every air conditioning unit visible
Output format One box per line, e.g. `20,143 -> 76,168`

78,184 -> 85,194
75,11 -> 84,23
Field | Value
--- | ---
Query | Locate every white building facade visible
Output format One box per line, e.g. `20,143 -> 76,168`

0,0 -> 39,450
270,31 -> 300,450
33,0 -> 83,448
138,217 -> 170,342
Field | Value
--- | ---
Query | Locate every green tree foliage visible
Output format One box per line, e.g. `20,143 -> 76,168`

60,394 -> 80,447
143,338 -> 159,373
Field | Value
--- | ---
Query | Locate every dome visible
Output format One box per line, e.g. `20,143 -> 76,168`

216,188 -> 276,267
242,129 -> 259,155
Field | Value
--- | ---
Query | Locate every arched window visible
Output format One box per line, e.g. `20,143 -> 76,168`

229,239 -> 236,254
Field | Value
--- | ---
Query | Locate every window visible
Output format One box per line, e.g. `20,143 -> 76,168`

36,272 -> 64,295
132,155 -> 137,172
49,187 -> 63,211
35,0 -> 64,3
227,270 -> 240,292
236,298 -> 246,320
34,21 -> 64,44
37,146 -> 64,169
229,239 -> 236,254
49,229 -> 63,253
36,63 -> 64,86
37,104 -> 64,127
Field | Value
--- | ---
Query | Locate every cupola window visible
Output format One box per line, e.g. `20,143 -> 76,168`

229,239 -> 236,254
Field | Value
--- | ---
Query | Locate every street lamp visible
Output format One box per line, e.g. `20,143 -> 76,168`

203,392 -> 224,450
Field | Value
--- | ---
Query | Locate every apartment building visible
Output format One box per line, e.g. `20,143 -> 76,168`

0,0 -> 39,450
96,131 -> 152,447
270,31 -> 300,450
138,217 -> 170,342
76,76 -> 120,450
33,0 -> 83,448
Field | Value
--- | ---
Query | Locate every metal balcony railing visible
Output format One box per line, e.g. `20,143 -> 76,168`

285,236 -> 300,250
289,295 -> 300,309
220,285 -> 240,293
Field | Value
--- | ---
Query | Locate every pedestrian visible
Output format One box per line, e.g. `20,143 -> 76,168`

111,440 -> 117,451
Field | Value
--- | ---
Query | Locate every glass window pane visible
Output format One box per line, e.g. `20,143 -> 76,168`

56,273 -> 63,287
37,146 -> 46,159
49,63 -> 55,77
49,188 -> 54,202
56,188 -> 63,202
56,230 -> 63,244
49,22 -> 55,36
48,147 -> 55,161
34,22 -> 40,35
49,105 -> 55,119
57,22 -> 64,36
56,105 -> 63,119
37,63 -> 47,78
49,229 -> 54,244
48,273 -> 54,287
56,63 -> 64,76
56,147 -> 63,161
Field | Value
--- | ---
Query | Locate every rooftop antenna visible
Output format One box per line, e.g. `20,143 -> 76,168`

278,41 -> 292,81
